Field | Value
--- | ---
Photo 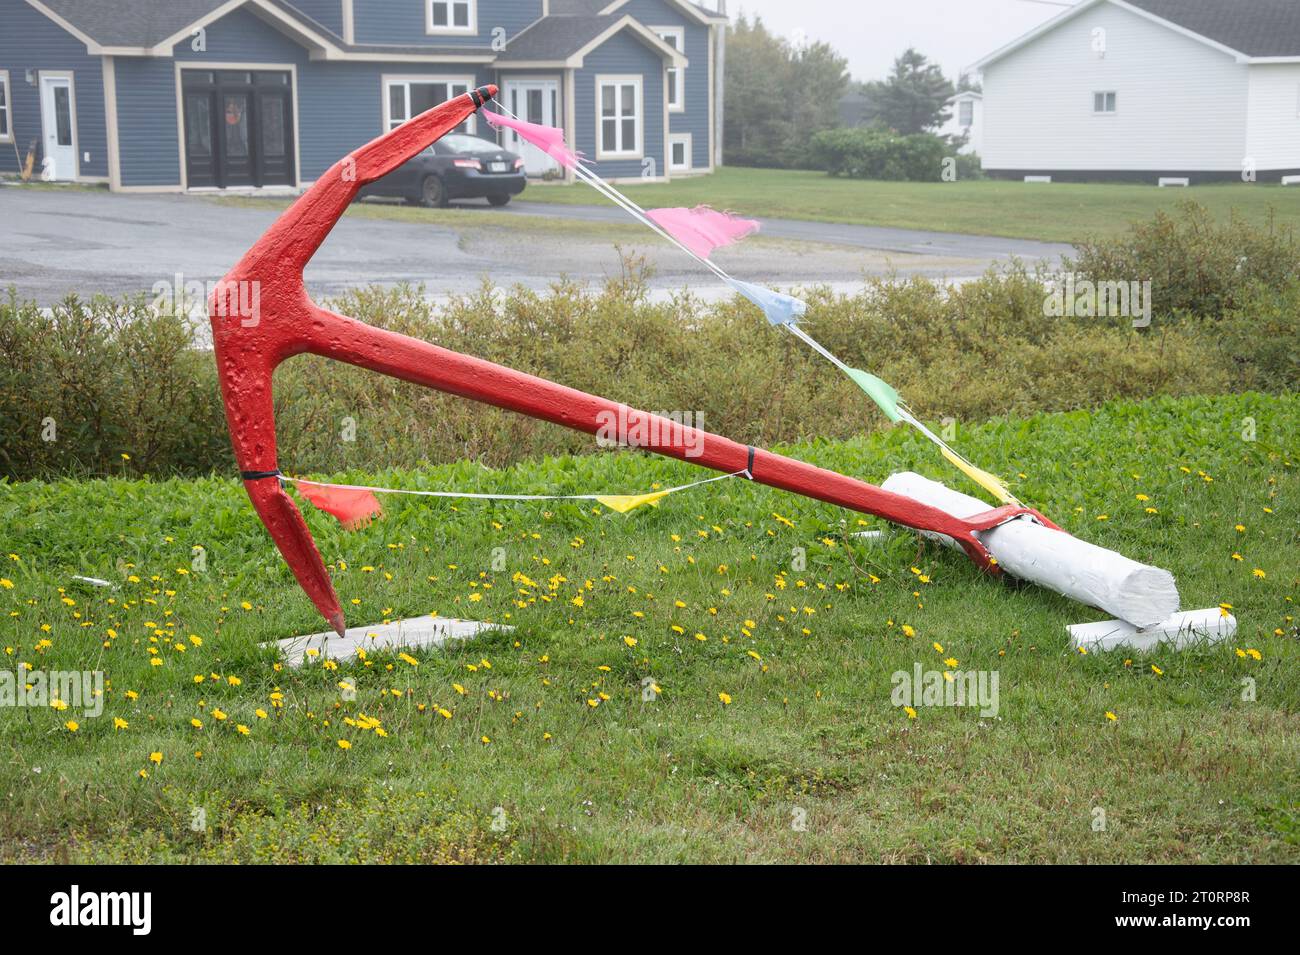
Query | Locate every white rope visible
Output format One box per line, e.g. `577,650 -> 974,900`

284,469 -> 751,503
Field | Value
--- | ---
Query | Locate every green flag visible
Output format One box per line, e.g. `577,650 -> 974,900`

845,368 -> 902,423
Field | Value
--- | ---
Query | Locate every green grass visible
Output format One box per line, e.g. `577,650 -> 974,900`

2,392 -> 1297,863
522,168 -> 1300,243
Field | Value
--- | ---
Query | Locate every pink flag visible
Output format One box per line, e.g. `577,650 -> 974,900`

645,206 -> 761,260
482,110 -> 580,170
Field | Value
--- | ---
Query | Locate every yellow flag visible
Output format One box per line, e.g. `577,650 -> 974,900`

596,491 -> 671,514
940,447 -> 1019,506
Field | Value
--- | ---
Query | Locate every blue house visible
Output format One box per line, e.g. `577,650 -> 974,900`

0,0 -> 727,191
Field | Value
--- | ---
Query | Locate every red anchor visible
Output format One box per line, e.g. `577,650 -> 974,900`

211,84 -> 1060,636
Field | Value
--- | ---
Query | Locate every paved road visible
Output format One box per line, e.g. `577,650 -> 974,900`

0,185 -> 1072,306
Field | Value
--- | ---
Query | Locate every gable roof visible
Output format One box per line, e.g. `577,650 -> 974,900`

1124,0 -> 1300,57
497,13 -> 622,60
28,0 -> 230,49
553,0 -> 726,23
26,0 -> 707,61
496,13 -> 688,67
25,0 -> 351,55
970,0 -> 1300,71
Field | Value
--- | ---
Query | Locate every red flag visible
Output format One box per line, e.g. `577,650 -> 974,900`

296,482 -> 383,531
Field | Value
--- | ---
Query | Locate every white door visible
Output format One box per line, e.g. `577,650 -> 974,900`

501,79 -> 559,175
40,76 -> 76,181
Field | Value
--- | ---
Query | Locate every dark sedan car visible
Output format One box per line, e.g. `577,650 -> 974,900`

360,133 -> 527,207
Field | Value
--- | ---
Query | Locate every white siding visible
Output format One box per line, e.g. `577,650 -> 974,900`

982,1 -> 1248,172
937,94 -> 982,155
1246,64 -> 1300,171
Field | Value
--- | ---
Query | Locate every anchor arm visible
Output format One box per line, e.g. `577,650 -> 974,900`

305,303 -> 1020,569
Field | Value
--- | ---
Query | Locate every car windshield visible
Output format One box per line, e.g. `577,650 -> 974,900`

439,134 -> 499,154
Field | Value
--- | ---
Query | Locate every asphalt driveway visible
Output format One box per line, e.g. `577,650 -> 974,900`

0,184 -> 1072,306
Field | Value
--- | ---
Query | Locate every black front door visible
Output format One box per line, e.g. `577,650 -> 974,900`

182,70 -> 295,188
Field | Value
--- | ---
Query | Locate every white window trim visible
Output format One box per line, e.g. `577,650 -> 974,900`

668,132 -> 691,171
650,25 -> 685,113
1093,90 -> 1117,114
382,74 -> 477,134
426,0 -> 477,36
595,73 -> 643,160
0,70 -> 11,143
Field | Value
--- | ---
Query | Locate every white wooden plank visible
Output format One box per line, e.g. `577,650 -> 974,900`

272,616 -> 510,668
1068,609 -> 1236,652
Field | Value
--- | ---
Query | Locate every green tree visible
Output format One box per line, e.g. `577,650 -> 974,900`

864,48 -> 955,134
724,15 -> 848,168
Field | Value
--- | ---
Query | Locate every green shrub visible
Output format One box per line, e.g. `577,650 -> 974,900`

1217,281 -> 1300,392
1068,201 -> 1300,321
0,292 -> 228,479
809,127 -> 949,181
0,258 -> 1271,481
955,151 -> 984,181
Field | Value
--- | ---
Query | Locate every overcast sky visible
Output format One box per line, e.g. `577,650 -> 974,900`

728,0 -> 1071,82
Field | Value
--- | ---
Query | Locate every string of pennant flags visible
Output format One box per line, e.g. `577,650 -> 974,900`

290,97 -> 1020,529
288,470 -> 751,528
483,102 -> 1019,508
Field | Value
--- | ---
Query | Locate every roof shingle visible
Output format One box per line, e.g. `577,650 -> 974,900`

1125,0 -> 1300,57
495,14 -> 622,61
37,0 -> 230,48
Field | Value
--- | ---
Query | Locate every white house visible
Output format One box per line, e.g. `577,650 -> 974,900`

969,0 -> 1300,183
936,90 -> 982,155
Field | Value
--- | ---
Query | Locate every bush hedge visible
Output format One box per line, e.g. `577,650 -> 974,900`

809,127 -> 962,181
3,204 -> 1294,481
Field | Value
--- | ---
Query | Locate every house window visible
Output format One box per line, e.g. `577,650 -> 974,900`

652,26 -> 685,112
1093,91 -> 1116,113
427,0 -> 475,34
958,100 -> 973,127
385,76 -> 475,134
0,72 -> 10,142
597,75 -> 641,159
668,133 -> 691,171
